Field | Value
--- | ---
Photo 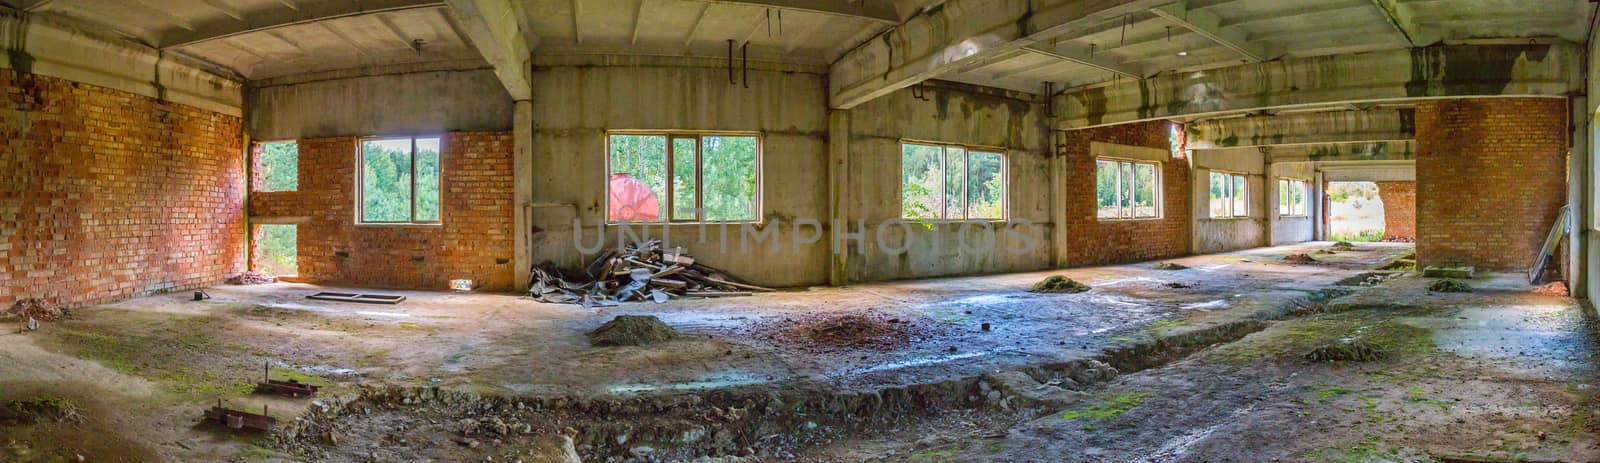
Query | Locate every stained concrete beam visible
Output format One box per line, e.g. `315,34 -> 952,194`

1189,109 -> 1415,149
158,0 -> 444,49
1056,43 -> 1581,129
687,0 -> 899,24
827,0 -> 1170,109
1253,141 -> 1416,163
0,11 -> 242,115
444,0 -> 531,101
1148,1 -> 1273,63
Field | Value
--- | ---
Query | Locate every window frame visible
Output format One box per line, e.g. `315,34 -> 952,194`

1277,178 -> 1309,218
898,139 -> 1009,222
355,135 -> 444,226
1209,171 -> 1250,219
253,140 -> 299,193
603,130 -> 765,225
1094,157 -> 1163,221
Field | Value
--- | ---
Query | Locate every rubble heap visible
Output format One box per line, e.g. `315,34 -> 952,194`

528,240 -> 772,307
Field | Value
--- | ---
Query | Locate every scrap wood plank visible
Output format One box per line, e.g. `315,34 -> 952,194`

204,400 -> 276,432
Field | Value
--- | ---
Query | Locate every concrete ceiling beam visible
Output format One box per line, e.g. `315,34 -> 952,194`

828,0 -> 1171,109
1201,141 -> 1416,164
684,0 -> 899,24
1188,109 -> 1416,149
1367,0 -> 1427,47
198,0 -> 245,22
159,0 -> 444,49
1055,43 -> 1581,130
444,0 -> 531,100
1021,44 -> 1141,80
1147,1 -> 1272,63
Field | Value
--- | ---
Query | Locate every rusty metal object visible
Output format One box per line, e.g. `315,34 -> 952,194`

255,363 -> 319,398
204,399 -> 276,432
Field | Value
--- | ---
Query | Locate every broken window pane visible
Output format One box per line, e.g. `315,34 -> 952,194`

944,146 -> 967,220
257,141 -> 298,192
1134,162 -> 1156,218
1096,160 -> 1119,219
702,135 -> 758,221
966,151 -> 1004,220
362,138 -> 413,223
1232,174 -> 1248,217
414,137 -> 440,222
1209,172 -> 1229,218
608,134 -> 668,222
902,143 -> 943,220
671,137 -> 698,221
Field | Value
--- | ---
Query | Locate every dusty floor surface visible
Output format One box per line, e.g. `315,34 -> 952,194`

0,242 -> 1595,462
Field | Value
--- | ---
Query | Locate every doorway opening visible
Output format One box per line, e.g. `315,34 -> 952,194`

1327,181 -> 1385,242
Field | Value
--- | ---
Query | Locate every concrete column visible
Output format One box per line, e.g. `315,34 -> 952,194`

514,99 -> 533,292
1569,95 -> 1588,298
1051,132 -> 1068,268
828,109 -> 850,286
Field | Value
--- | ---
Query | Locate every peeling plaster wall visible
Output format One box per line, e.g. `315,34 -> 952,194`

248,68 -> 514,140
844,83 -> 1054,282
529,59 -> 830,288
1270,161 -> 1316,245
1193,150 -> 1266,254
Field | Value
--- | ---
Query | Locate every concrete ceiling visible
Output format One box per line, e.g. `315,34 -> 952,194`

5,0 -> 1589,96
936,0 -> 1592,94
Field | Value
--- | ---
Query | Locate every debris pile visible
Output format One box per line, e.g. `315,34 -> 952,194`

1379,252 -> 1417,271
1153,262 -> 1188,270
528,240 -> 772,306
4,299 -> 64,322
1427,279 -> 1472,293
1533,281 -> 1569,296
1029,275 -> 1091,293
1283,253 -> 1318,264
227,271 -> 277,285
1331,241 -> 1356,251
1305,340 -> 1387,362
1,397 -> 82,425
586,315 -> 679,346
761,312 -> 934,351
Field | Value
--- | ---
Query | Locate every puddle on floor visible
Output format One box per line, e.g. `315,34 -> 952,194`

604,370 -> 776,394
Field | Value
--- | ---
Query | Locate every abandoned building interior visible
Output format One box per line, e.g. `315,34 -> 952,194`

3,0 -> 1600,461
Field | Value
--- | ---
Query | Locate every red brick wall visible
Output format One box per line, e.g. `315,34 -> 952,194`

248,132 -> 516,291
1060,121 -> 1191,266
1415,98 -> 1567,270
1375,181 -> 1416,242
0,71 -> 244,308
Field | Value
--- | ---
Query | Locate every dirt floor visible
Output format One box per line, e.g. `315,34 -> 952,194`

1,242 -> 1595,462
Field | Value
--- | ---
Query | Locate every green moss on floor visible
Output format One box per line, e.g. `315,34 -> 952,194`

1207,308 -> 1438,364
40,311 -> 274,401
1061,391 -> 1149,430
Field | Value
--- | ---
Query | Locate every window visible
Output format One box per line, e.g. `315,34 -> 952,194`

255,224 -> 297,277
607,132 -> 759,223
1278,179 -> 1308,217
1095,159 -> 1160,220
900,142 -> 1006,220
359,136 -> 440,224
1209,171 -> 1249,218
255,141 -> 298,192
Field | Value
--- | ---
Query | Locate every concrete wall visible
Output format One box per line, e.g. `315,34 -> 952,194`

1416,98 -> 1568,271
248,132 -> 517,291
528,57 -> 831,288
0,71 -> 245,308
844,83 -> 1054,282
1269,161 -> 1316,245
1192,150 -> 1266,253
248,66 -> 514,141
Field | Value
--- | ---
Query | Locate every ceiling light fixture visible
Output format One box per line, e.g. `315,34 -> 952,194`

1177,51 -> 1188,56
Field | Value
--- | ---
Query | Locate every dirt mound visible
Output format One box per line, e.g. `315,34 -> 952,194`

586,315 -> 679,346
762,312 -> 932,351
1426,279 -> 1472,293
1379,252 -> 1417,271
1305,340 -> 1387,362
227,271 -> 277,285
1153,262 -> 1188,270
1331,241 -> 1355,251
1533,281 -> 1569,296
1029,276 -> 1090,293
4,299 -> 64,322
1283,254 -> 1317,264
1,397 -> 82,425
